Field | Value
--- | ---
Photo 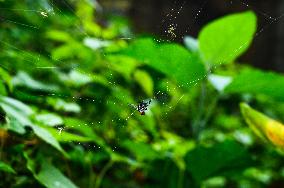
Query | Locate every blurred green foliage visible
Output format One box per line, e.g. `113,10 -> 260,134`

1,1 -> 284,188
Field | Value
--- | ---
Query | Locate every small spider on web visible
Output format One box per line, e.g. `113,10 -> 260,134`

129,99 -> 152,115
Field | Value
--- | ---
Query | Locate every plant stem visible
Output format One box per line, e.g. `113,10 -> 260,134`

95,160 -> 114,188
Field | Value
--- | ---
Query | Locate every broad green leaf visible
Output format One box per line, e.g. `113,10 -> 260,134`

0,161 -> 16,174
0,96 -> 33,116
199,11 -> 257,65
46,30 -> 72,42
240,103 -> 284,150
59,70 -> 92,87
51,42 -> 80,60
47,98 -> 81,113
45,127 -> 92,142
134,70 -> 153,96
121,38 -> 206,87
31,124 -> 67,156
24,154 -> 78,188
0,96 -> 33,125
5,116 -> 26,134
35,113 -> 64,127
0,96 -> 66,155
12,71 -> 59,92
225,68 -> 284,101
185,140 -> 253,183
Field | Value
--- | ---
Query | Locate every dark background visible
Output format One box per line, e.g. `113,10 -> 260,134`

98,0 -> 284,72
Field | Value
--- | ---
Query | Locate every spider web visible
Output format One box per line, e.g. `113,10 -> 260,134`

0,0 -> 284,150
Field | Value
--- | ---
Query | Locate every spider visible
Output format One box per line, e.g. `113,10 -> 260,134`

129,99 -> 152,115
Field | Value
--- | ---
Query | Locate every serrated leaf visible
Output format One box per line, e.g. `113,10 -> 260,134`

199,11 -> 257,65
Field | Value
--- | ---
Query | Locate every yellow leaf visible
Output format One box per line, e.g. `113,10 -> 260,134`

240,103 -> 284,149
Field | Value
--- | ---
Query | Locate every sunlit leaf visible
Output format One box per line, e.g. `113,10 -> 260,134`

46,30 -> 72,42
134,70 -> 153,96
120,38 -> 206,87
35,113 -> 63,127
45,127 -> 92,142
199,11 -> 257,65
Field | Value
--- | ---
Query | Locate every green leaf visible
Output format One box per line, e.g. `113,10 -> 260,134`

0,67 -> 12,91
45,127 -> 92,142
5,116 -> 26,135
199,11 -> 257,65
24,153 -> 77,188
47,98 -> 81,113
63,118 -> 108,149
0,161 -> 16,174
12,71 -> 59,92
0,96 -> 66,156
122,140 -> 159,161
0,96 -> 33,125
31,124 -> 67,156
0,81 -> 7,96
35,113 -> 64,127
37,162 -> 78,188
121,38 -> 206,87
134,70 -> 153,96
46,30 -> 73,42
185,140 -> 253,183
225,68 -> 284,101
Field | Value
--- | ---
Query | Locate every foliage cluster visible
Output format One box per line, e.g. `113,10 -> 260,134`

1,1 -> 284,188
